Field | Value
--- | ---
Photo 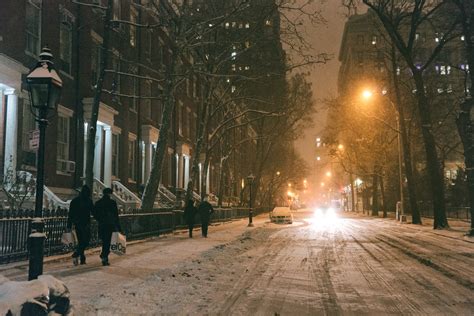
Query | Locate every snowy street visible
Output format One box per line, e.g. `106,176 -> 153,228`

2,210 -> 474,315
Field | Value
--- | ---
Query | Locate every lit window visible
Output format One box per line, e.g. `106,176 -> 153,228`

130,6 -> 138,47
446,84 -> 453,93
245,66 -> 250,70
26,0 -> 42,55
371,35 -> 377,45
225,22 -> 230,29
415,33 -> 420,41
231,51 -> 237,60
231,86 -> 236,93
231,64 -> 236,71
396,67 -> 401,76
265,20 -> 272,26
209,23 -> 213,27
113,0 -> 121,21
461,35 -> 465,41
232,21 -> 237,28
245,41 -> 251,48
245,23 -> 250,29
437,88 -> 444,94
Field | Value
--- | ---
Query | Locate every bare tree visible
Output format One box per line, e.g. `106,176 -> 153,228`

361,0 -> 462,229
450,0 -> 474,235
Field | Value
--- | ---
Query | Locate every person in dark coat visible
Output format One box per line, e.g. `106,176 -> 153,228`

67,185 -> 93,265
183,199 -> 197,238
93,188 -> 121,266
198,196 -> 214,238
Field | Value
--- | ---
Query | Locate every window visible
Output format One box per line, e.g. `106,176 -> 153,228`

22,102 -> 37,152
245,23 -> 250,29
112,133 -> 120,177
128,138 -> 136,180
145,31 -> 153,62
193,77 -> 197,97
371,35 -> 377,45
91,41 -> 101,86
130,6 -> 137,47
357,35 -> 364,45
60,9 -> 73,74
145,80 -> 152,118
26,0 -> 42,55
113,0 -> 121,21
56,115 -> 70,167
111,53 -> 121,94
186,78 -> 190,97
265,20 -> 272,26
131,76 -> 138,112
178,103 -> 183,136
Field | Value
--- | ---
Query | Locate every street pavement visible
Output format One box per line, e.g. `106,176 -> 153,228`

1,210 -> 473,315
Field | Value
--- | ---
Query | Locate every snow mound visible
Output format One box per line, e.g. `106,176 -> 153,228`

0,275 -> 72,316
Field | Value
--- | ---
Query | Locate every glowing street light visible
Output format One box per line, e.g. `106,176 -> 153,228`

326,171 -> 332,177
361,89 -> 373,101
338,144 -> 344,150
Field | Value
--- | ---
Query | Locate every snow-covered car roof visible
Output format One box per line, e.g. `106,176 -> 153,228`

272,207 -> 291,214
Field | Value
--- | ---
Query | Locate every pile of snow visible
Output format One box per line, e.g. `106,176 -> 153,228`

0,275 -> 72,315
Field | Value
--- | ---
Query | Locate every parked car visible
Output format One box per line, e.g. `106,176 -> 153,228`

270,207 -> 293,224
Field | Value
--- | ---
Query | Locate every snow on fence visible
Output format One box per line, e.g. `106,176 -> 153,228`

0,206 -> 268,265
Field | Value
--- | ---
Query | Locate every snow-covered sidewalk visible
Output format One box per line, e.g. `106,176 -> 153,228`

1,215 -> 270,314
350,210 -> 473,243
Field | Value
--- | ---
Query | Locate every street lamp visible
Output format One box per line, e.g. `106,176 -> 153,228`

26,47 -> 63,280
246,174 -> 255,227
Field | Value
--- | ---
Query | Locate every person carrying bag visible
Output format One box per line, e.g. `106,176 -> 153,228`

93,188 -> 122,266
66,185 -> 93,265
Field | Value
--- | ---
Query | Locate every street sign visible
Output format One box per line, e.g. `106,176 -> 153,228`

29,129 -> 40,151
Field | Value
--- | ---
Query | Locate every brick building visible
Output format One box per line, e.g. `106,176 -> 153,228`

0,0 -> 286,210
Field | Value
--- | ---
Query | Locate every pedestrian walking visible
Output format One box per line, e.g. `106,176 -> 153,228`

67,185 -> 94,265
198,196 -> 214,238
93,188 -> 121,266
184,199 -> 197,238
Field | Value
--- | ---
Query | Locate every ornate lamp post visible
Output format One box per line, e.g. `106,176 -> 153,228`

26,47 -> 63,280
246,174 -> 255,227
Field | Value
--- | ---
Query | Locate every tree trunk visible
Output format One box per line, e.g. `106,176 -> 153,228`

456,98 -> 474,235
371,166 -> 379,217
390,45 -> 421,224
454,0 -> 474,235
85,0 -> 113,189
380,173 -> 387,218
186,85 -> 210,202
141,61 -> 177,210
350,172 -> 356,212
413,71 -> 448,229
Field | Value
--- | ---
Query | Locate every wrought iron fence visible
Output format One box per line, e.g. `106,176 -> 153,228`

0,206 -> 268,265
417,202 -> 471,221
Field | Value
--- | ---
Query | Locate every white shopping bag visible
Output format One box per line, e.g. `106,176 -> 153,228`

61,231 -> 77,251
110,232 -> 126,255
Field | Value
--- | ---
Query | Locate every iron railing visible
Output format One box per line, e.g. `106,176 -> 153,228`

0,206 -> 268,264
